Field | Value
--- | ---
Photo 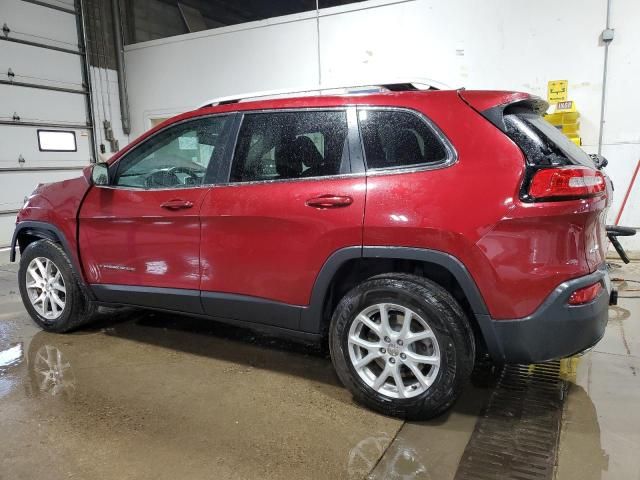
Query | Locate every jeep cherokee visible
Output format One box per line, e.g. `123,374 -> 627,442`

11,84 -> 613,419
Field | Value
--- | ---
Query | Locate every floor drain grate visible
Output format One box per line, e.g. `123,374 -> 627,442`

454,361 -> 567,480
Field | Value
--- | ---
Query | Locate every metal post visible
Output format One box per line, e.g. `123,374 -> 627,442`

597,0 -> 613,155
111,0 -> 131,135
75,0 -> 98,163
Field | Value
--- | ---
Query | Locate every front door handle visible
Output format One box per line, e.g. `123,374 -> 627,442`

160,199 -> 194,210
306,195 -> 353,209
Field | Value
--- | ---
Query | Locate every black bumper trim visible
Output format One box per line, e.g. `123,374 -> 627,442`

484,265 -> 610,364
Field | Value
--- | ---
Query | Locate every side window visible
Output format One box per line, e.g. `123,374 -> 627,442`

114,115 -> 231,189
358,109 -> 449,170
230,110 -> 349,182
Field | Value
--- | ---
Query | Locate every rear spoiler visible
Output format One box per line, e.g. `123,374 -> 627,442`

458,90 -> 548,131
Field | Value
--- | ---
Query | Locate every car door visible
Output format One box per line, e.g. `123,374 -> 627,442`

79,114 -> 235,313
199,107 -> 366,330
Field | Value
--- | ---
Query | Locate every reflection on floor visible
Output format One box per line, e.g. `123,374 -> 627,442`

0,255 -> 639,479
556,261 -> 640,480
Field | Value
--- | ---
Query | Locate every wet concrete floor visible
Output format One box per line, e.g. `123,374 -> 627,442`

556,260 -> 640,480
0,250 -> 639,479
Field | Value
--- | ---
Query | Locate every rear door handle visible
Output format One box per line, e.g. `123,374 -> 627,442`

160,199 -> 194,210
305,195 -> 353,209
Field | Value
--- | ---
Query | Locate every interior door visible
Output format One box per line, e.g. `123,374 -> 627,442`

79,114 -> 234,311
199,108 -> 365,330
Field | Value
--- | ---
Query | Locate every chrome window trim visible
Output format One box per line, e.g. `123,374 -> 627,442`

108,112 -> 235,191
94,184 -> 213,192
211,171 -> 365,188
356,106 -> 458,175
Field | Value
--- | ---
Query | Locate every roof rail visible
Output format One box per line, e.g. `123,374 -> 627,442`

197,78 -> 450,108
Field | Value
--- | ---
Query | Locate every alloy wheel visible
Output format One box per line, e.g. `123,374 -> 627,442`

33,344 -> 76,397
25,257 -> 66,320
347,303 -> 440,399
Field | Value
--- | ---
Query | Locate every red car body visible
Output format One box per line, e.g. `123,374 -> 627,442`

12,88 -> 613,363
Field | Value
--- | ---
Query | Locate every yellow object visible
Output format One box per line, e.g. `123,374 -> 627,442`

547,80 -> 568,104
545,112 -> 579,124
544,87 -> 581,145
559,356 -> 581,382
561,123 -> 579,134
545,113 -> 561,125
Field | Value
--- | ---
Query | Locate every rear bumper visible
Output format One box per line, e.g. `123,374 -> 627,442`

479,265 -> 611,364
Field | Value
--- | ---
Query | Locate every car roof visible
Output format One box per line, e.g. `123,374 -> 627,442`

190,89 -> 459,117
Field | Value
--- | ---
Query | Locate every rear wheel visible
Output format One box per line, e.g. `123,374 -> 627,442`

329,273 -> 475,419
18,239 -> 96,333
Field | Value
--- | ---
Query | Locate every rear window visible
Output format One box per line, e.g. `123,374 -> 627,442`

358,109 -> 449,170
504,112 -> 595,168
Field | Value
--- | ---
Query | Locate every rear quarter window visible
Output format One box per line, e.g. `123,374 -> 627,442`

358,109 -> 451,170
504,112 -> 595,168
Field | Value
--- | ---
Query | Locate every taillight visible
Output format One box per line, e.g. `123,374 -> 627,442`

529,166 -> 606,200
568,282 -> 602,305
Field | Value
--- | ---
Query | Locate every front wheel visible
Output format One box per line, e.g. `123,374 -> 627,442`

329,273 -> 475,420
18,239 -> 96,333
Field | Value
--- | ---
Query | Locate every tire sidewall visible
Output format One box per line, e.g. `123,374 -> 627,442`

330,276 -> 469,418
18,240 -> 78,332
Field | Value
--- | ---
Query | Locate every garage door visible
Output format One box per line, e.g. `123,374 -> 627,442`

0,0 -> 95,247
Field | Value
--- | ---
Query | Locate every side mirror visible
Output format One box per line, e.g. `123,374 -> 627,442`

91,162 -> 110,186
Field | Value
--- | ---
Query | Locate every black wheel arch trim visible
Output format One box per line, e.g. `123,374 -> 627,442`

361,246 -> 489,315
11,220 -> 93,298
301,246 -> 501,356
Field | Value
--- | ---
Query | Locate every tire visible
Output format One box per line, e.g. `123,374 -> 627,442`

18,239 -> 97,333
329,273 -> 475,420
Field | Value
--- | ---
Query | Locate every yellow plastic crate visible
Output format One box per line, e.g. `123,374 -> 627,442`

560,111 -> 579,123
561,122 -> 579,134
567,134 -> 581,146
545,111 -> 579,126
545,112 -> 563,125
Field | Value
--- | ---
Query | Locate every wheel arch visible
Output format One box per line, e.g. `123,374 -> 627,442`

301,246 -> 502,359
12,221 -> 62,259
11,221 -> 92,297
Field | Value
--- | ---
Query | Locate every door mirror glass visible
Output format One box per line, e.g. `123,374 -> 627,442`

91,162 -> 110,186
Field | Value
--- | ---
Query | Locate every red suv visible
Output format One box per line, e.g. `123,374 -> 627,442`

11,85 -> 613,419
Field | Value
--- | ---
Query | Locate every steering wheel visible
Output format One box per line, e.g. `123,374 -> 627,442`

144,166 -> 202,189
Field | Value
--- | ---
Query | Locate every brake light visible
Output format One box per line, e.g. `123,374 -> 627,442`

568,282 -> 602,305
529,167 -> 606,200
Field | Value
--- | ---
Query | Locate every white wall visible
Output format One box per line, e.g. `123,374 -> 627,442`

124,0 -> 640,251
598,0 -> 640,238
124,10 -> 320,132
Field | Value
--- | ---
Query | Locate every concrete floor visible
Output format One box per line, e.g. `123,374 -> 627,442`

0,249 -> 639,479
